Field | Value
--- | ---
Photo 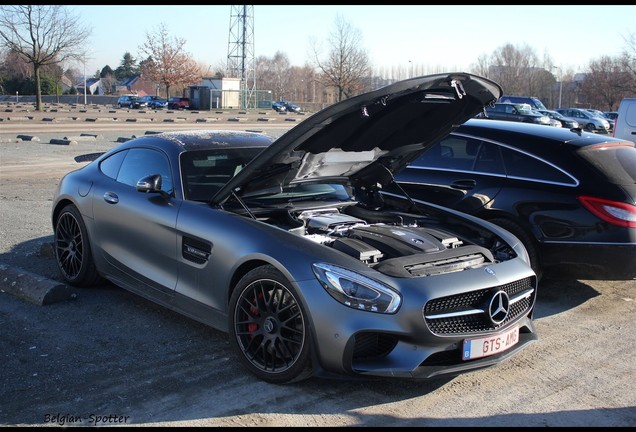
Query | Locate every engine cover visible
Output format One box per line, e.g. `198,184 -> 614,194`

348,225 -> 450,258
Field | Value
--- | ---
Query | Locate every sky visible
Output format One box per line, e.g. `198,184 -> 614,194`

69,5 -> 636,78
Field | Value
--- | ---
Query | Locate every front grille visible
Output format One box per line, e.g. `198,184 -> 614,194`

423,276 -> 536,335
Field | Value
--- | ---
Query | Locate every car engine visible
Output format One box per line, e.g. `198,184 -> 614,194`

292,208 -> 503,277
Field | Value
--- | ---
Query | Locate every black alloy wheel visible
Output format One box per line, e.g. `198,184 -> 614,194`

229,265 -> 312,383
54,204 -> 102,287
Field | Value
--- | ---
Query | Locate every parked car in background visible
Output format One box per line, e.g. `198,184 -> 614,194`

614,98 -> 636,144
604,111 -> 618,122
282,101 -> 302,113
388,119 -> 636,281
556,108 -> 610,133
116,95 -> 141,109
544,116 -> 562,128
139,95 -> 168,109
605,111 -> 619,131
537,109 -> 579,129
272,101 -> 287,112
498,95 -> 548,111
168,97 -> 190,110
51,73 -> 538,384
484,102 -> 552,126
585,109 -> 614,132
272,101 -> 301,113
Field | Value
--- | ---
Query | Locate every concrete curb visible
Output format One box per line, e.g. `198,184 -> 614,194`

0,261 -> 76,306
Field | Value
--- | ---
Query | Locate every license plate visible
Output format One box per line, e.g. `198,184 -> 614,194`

462,326 -> 519,360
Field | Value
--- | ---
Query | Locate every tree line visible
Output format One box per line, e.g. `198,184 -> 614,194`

1,5 -> 635,112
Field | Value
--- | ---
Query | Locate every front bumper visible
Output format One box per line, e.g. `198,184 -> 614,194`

299,260 -> 538,380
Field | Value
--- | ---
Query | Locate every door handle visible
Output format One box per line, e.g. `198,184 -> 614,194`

103,191 -> 119,204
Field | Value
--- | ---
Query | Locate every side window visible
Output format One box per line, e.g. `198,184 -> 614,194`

99,150 -> 128,179
412,136 -> 480,171
501,147 -> 575,184
116,148 -> 174,195
474,142 -> 505,174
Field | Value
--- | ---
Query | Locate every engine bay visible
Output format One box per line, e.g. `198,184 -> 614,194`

267,206 -> 509,277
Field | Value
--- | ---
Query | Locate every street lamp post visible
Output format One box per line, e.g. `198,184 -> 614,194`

83,58 -> 87,106
408,60 -> 414,78
552,66 -> 563,109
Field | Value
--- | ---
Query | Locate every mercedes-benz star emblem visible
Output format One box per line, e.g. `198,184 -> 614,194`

489,290 -> 510,325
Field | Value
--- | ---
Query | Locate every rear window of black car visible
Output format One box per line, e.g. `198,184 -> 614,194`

415,136 -> 574,185
577,143 -> 636,184
499,146 -> 576,185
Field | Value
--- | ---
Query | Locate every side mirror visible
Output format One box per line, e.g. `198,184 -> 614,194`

136,174 -> 169,198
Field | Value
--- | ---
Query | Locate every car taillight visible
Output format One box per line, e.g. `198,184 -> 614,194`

578,196 -> 636,228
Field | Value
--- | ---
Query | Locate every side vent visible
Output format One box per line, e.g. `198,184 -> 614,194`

182,237 -> 212,264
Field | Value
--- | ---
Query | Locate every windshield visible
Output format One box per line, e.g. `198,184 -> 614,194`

516,104 -> 534,114
530,98 -> 547,110
181,148 -> 264,201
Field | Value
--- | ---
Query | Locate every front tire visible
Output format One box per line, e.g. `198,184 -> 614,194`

228,265 -> 313,384
54,204 -> 103,287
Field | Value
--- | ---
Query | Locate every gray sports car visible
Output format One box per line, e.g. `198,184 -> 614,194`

52,73 -> 538,384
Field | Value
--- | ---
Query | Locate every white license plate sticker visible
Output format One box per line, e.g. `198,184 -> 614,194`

462,326 -> 519,360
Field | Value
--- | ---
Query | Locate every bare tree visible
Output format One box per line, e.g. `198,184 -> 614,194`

0,5 -> 91,110
581,56 -> 631,111
256,51 -> 292,101
618,32 -> 636,93
138,23 -> 200,98
470,54 -> 492,79
311,15 -> 371,102
472,43 -> 562,107
99,66 -> 117,95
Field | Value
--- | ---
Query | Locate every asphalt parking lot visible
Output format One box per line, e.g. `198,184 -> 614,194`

0,103 -> 635,427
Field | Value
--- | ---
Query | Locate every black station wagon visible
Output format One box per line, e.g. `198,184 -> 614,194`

386,119 -> 636,280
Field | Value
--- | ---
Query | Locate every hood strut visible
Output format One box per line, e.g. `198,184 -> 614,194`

224,191 -> 257,219
377,164 -> 426,216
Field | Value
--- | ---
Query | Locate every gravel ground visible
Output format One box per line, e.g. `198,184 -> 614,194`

0,105 -> 635,427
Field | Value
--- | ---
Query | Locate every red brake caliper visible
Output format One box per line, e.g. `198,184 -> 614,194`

248,292 -> 263,333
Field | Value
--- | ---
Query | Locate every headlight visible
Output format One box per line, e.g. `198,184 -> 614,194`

312,263 -> 401,314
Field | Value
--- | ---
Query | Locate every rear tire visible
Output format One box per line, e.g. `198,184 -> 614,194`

54,204 -> 103,287
228,265 -> 313,384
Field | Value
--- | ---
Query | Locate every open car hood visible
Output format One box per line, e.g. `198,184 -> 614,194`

211,72 -> 502,205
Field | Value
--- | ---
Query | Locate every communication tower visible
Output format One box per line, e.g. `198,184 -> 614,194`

227,5 -> 256,109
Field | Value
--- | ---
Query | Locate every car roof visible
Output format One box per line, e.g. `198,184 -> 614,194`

100,130 -> 272,162
458,118 -> 625,149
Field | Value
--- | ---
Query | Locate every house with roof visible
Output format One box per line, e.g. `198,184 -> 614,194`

116,75 -> 159,97
76,77 -> 102,95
